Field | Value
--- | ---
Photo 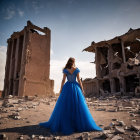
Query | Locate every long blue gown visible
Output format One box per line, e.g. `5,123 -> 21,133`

39,67 -> 103,135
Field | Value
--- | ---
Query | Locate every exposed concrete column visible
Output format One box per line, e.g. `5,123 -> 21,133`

108,45 -> 114,72
8,40 -> 14,82
18,27 -> 29,96
96,79 -> 100,96
45,28 -> 51,79
110,78 -> 115,94
2,40 -> 13,98
13,37 -> 20,96
95,47 -> 100,78
8,39 -> 16,95
119,76 -> 126,95
121,40 -> 126,63
14,37 -> 20,79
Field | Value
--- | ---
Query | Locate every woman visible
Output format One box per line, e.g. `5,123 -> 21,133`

39,57 -> 103,135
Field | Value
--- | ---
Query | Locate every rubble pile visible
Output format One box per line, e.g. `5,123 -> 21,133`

0,95 -> 140,139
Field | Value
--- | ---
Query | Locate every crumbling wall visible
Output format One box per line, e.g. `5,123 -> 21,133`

2,21 -> 54,98
83,28 -> 140,97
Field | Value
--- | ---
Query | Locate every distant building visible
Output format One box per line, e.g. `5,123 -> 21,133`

2,21 -> 54,98
83,28 -> 140,96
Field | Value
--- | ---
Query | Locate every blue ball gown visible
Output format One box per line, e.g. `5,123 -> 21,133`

39,67 -> 103,135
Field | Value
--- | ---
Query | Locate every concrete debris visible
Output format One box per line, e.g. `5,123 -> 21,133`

0,133 -> 7,139
38,135 -> 45,140
19,135 -> 24,140
131,125 -> 140,131
117,121 -> 126,126
96,108 -> 106,111
115,126 -> 125,134
100,130 -> 113,139
31,135 -> 36,139
0,96 -> 140,140
111,135 -> 124,140
53,136 -> 61,140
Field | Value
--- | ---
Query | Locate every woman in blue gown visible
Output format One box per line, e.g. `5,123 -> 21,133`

39,57 -> 103,135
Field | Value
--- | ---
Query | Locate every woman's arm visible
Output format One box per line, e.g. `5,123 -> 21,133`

77,73 -> 85,94
59,73 -> 66,94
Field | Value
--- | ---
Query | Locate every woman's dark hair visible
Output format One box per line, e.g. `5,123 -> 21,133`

63,57 -> 75,70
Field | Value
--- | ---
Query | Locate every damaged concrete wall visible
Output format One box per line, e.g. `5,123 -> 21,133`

2,21 -> 54,98
83,28 -> 140,97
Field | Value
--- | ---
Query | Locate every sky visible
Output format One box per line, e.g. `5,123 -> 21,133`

0,0 -> 140,93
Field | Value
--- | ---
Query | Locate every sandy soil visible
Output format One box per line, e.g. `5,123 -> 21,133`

0,95 -> 140,140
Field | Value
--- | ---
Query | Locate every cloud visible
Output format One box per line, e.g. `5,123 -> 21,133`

50,59 -> 96,93
18,9 -> 24,17
0,46 -> 7,90
4,7 -> 15,20
3,5 -> 24,20
32,0 -> 44,13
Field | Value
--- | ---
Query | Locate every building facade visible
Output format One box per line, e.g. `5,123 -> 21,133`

83,28 -> 140,96
2,21 -> 54,98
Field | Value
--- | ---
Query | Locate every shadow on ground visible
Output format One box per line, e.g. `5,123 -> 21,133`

0,125 -> 54,137
0,125 -> 103,139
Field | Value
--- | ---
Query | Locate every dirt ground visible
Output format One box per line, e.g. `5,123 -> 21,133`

0,95 -> 140,140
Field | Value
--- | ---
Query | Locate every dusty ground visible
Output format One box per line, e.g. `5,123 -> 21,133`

0,95 -> 140,140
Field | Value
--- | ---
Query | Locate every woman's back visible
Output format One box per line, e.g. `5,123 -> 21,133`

39,57 -> 103,135
63,67 -> 80,82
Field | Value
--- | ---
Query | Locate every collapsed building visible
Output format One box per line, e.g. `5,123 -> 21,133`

2,21 -> 54,98
83,28 -> 140,97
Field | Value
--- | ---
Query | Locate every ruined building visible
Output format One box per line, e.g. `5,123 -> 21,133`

83,28 -> 140,97
2,21 -> 54,98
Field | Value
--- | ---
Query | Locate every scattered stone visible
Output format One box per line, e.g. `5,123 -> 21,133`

8,112 -> 21,120
18,99 -> 23,104
115,126 -> 125,134
112,118 -> 117,121
104,126 -> 111,130
39,135 -> 45,140
53,136 -> 61,140
81,132 -> 90,140
8,104 -> 14,107
7,95 -> 13,99
32,134 -> 36,139
117,120 -> 125,126
14,116 -> 21,120
131,125 -> 140,131
96,108 -> 106,111
17,108 -> 23,112
124,126 -> 129,130
108,108 -> 117,112
0,133 -> 7,139
111,135 -> 124,140
132,120 -> 137,122
25,96 -> 35,101
19,135 -> 24,140
2,99 -> 9,107
124,107 -> 133,110
12,112 -> 20,116
98,103 -> 108,106
130,113 -> 137,117
109,122 -> 115,127
100,130 -> 113,139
